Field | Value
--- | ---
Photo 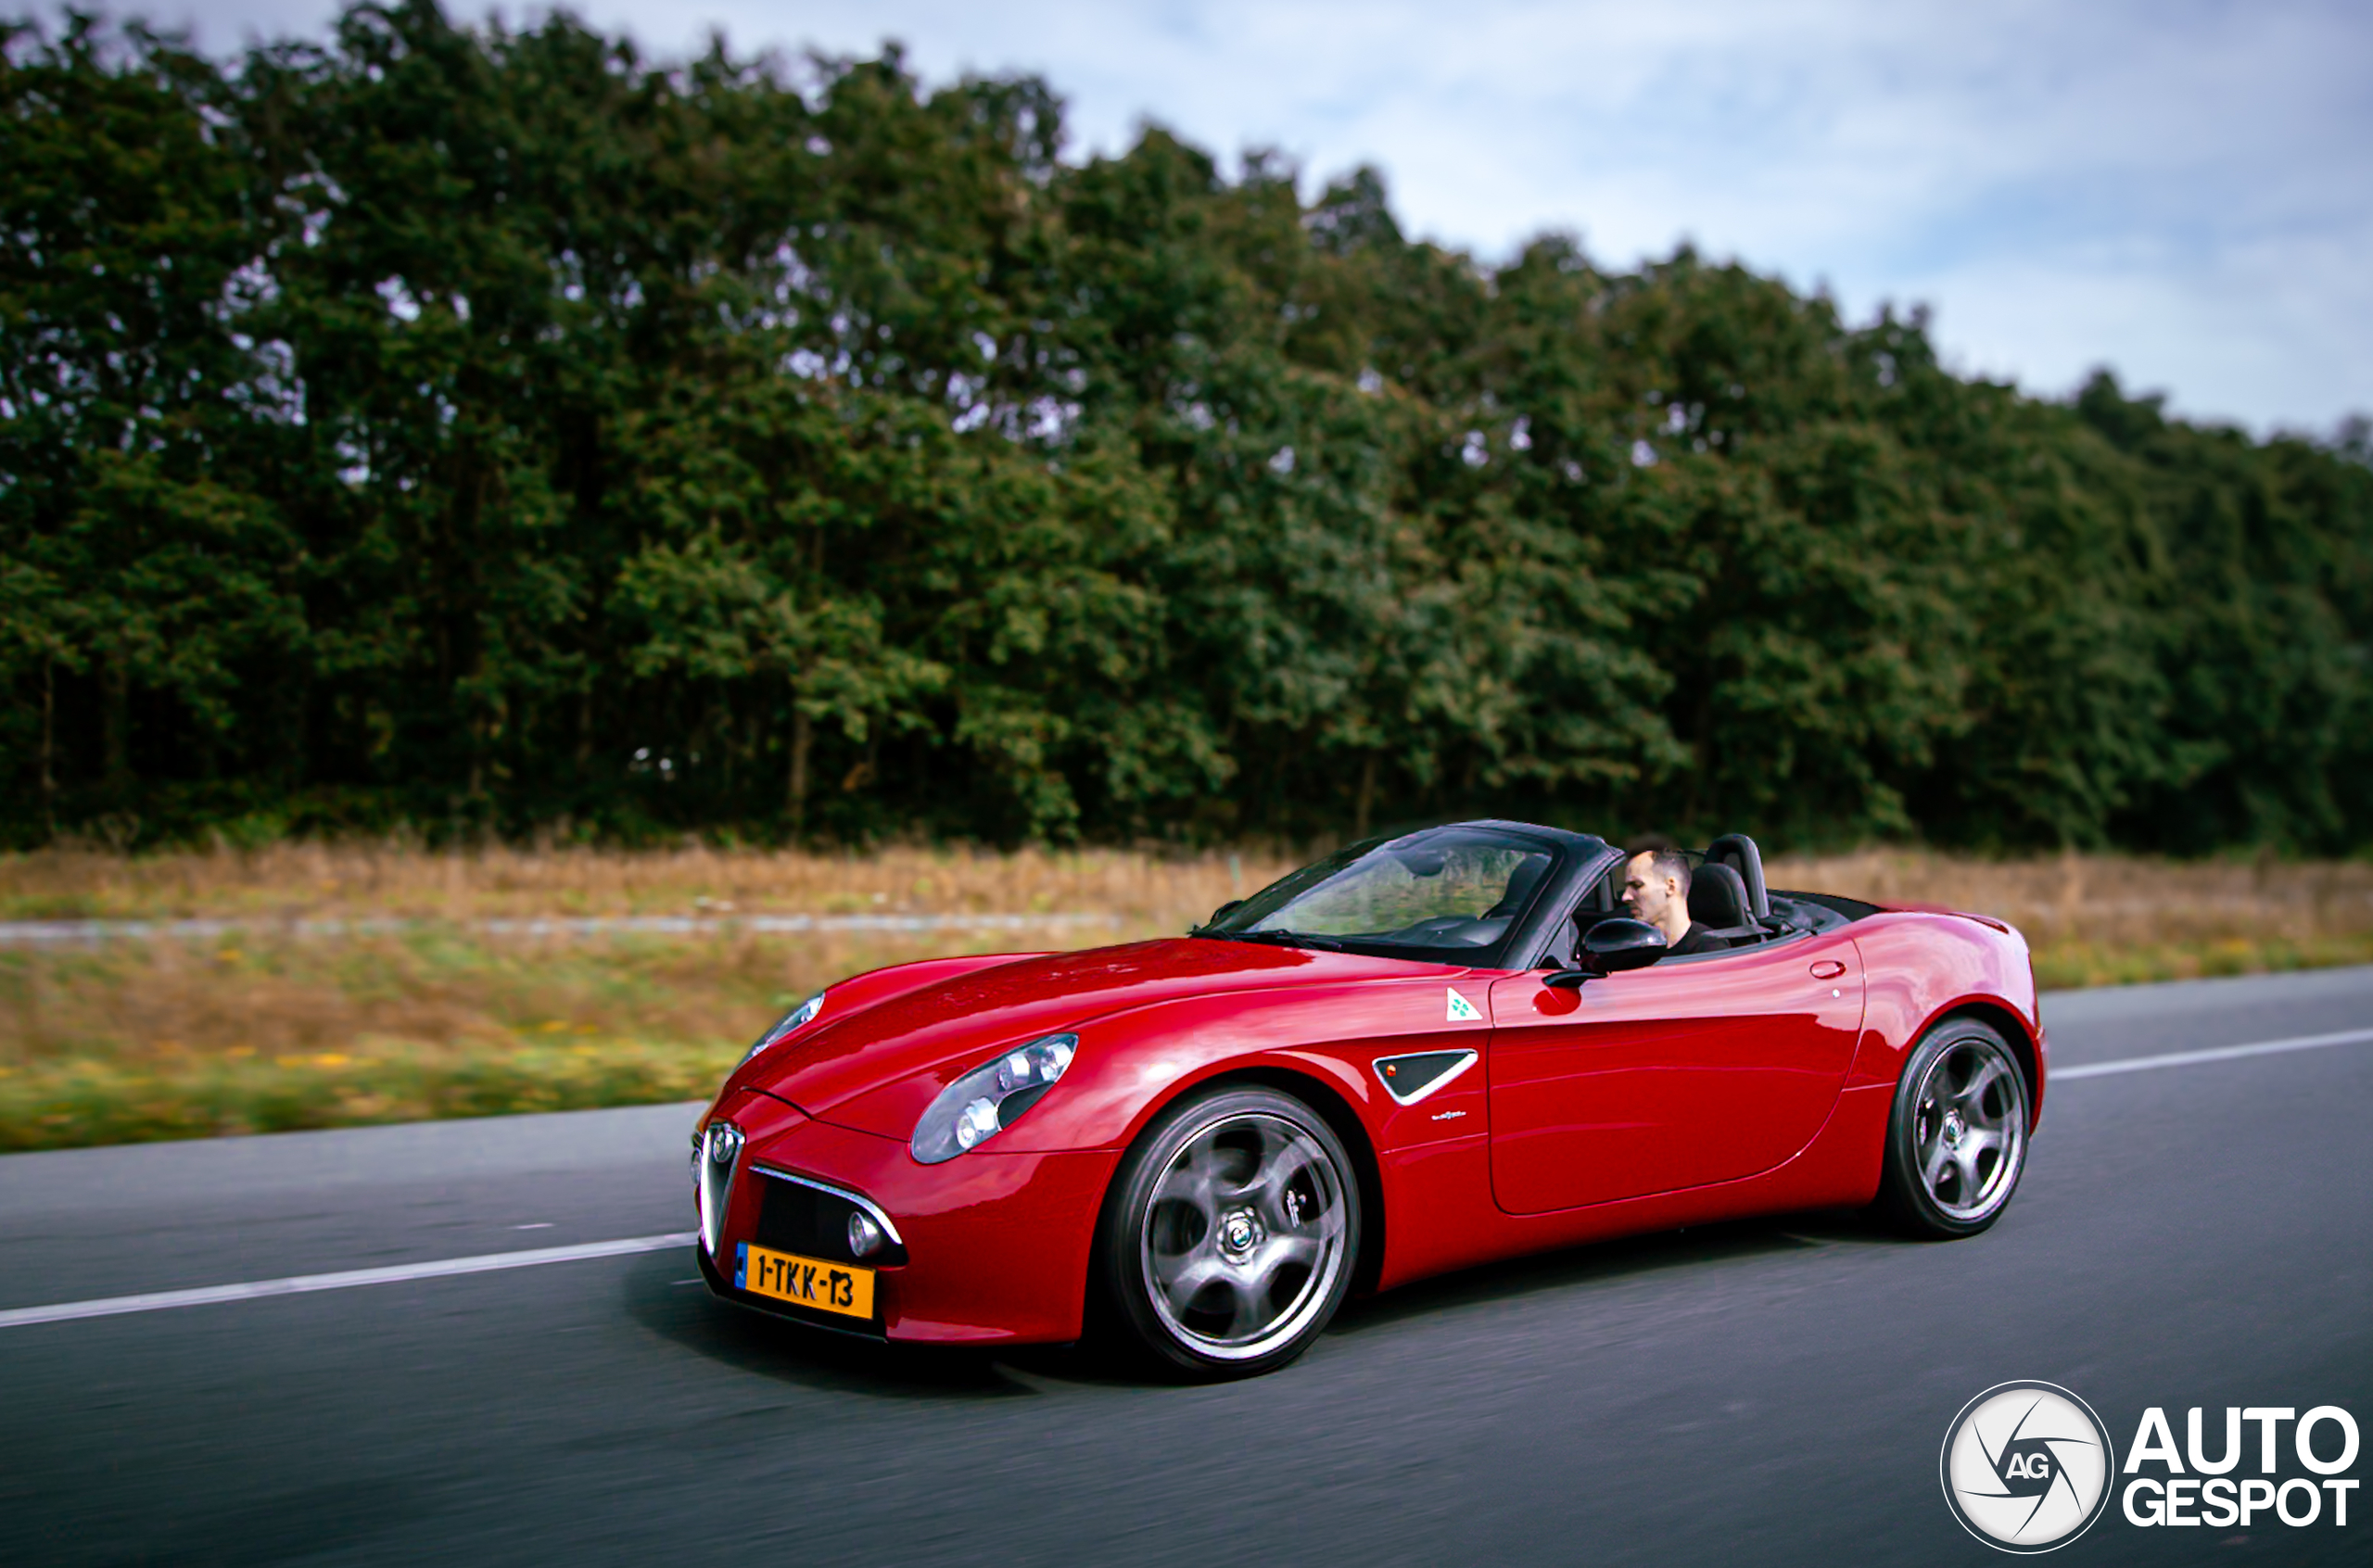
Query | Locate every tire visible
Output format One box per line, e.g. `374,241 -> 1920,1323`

1097,1085 -> 1361,1380
1876,1017 -> 2032,1238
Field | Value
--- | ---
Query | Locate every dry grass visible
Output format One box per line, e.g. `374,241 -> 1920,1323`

0,841 -> 1289,1151
3,926 -> 983,1066
3,841 -> 2368,1151
0,926 -> 1024,1150
1767,849 -> 2373,988
0,841 -> 1294,924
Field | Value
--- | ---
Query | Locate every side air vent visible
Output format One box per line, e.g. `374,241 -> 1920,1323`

1373,1049 -> 1478,1106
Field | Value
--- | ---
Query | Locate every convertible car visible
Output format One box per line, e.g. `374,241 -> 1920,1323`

691,821 -> 2043,1377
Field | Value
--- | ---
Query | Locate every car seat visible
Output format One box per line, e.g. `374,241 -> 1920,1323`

1687,863 -> 1763,945
1703,833 -> 1770,920
1481,854 -> 1554,921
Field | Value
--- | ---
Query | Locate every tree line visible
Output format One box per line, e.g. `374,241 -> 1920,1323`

5,4 -> 2370,854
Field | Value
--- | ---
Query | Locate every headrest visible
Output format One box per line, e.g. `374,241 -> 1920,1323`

1704,833 -> 1769,918
1689,862 -> 1753,931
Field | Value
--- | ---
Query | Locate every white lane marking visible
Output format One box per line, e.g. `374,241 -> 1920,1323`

9,1026 -> 2367,1330
0,1232 -> 695,1330
2054,1026 -> 2373,1081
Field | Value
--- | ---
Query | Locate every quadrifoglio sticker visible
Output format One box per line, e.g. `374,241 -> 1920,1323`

1945,1387 -> 2360,1551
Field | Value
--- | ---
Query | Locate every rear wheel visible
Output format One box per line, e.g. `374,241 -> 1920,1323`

1098,1086 -> 1360,1380
1877,1018 -> 2030,1237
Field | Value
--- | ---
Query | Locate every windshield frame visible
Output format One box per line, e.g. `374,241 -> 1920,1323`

1198,822 -> 1605,968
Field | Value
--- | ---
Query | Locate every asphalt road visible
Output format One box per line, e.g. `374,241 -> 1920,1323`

4,967 -> 2369,1566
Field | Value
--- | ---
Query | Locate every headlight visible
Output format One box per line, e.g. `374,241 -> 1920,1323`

909,1033 -> 1077,1164
741,991 -> 824,1067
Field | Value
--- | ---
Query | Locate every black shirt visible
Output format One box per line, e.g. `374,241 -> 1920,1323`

1669,921 -> 1728,955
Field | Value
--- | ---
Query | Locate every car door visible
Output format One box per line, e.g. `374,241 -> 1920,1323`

1484,933 -> 1864,1214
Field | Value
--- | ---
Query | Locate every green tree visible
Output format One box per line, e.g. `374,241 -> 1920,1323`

6,5 -> 2370,855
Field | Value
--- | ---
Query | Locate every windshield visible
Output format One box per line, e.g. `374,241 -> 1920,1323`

1203,826 -> 1561,965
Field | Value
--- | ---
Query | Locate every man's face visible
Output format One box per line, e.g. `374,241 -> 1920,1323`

1623,853 -> 1681,929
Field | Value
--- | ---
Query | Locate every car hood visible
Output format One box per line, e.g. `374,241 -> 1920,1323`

737,937 -> 1438,1128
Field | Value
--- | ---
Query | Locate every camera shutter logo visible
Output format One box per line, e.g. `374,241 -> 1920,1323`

1941,1382 -> 2117,1552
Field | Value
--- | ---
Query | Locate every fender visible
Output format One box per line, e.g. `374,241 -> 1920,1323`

1850,912 -> 2045,1123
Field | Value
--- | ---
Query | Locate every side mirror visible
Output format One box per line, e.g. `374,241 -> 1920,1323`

1544,918 -> 1669,987
1206,899 -> 1244,927
1584,917 -> 1669,970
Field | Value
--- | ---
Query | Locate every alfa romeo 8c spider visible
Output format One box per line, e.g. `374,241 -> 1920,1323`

691,822 -> 2042,1378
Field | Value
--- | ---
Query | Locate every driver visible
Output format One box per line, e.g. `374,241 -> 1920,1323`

1621,841 -> 1727,955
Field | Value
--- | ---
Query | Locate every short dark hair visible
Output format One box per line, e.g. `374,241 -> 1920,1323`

1624,840 -> 1693,896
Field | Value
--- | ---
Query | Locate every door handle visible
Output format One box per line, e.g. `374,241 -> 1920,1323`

1809,959 -> 1846,980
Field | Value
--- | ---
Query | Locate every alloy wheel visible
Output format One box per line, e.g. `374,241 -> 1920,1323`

1910,1037 -> 2026,1221
1137,1109 -> 1351,1361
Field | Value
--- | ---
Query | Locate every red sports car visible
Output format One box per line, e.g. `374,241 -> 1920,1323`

692,821 -> 2043,1377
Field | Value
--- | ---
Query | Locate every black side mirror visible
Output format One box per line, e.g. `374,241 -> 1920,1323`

1205,899 -> 1244,928
1586,917 -> 1669,968
1543,917 -> 1669,987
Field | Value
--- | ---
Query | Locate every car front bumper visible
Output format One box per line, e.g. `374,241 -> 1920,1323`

697,1088 -> 1119,1346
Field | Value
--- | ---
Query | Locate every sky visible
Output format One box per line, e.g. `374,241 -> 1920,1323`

108,0 -> 2373,435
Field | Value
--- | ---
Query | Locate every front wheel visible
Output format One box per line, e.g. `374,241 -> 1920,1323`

1876,1018 -> 2031,1238
1098,1086 -> 1360,1380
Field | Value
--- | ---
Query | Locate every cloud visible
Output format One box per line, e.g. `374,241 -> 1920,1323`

107,0 -> 2373,430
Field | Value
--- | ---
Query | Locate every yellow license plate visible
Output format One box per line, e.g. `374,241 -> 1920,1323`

736,1244 -> 875,1319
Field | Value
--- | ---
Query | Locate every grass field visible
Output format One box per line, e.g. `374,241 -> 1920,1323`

4,842 -> 2368,1151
